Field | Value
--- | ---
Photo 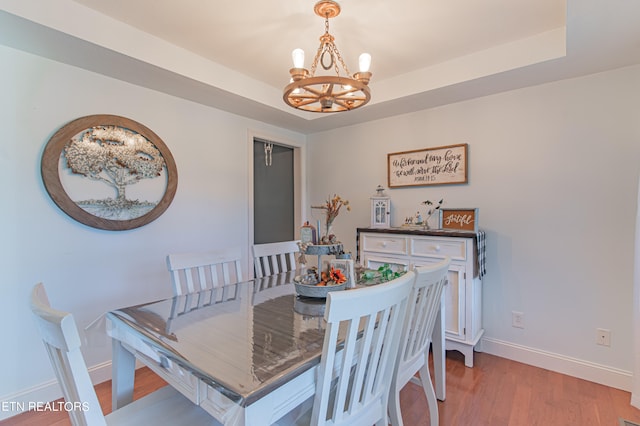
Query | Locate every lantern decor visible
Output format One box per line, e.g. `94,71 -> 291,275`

370,185 -> 390,228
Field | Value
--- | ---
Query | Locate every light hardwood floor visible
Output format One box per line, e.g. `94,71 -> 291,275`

3,351 -> 640,425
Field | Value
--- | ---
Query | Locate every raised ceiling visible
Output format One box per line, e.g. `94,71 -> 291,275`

1,0 -> 639,133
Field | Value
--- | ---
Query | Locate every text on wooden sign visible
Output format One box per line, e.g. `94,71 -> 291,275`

387,144 -> 468,187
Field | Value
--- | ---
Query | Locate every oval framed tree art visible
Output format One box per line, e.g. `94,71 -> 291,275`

41,115 -> 178,231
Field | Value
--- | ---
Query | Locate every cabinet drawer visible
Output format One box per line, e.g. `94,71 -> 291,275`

411,238 -> 467,260
362,254 -> 410,272
361,234 -> 408,255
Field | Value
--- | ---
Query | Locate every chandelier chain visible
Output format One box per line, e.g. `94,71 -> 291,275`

308,16 -> 352,77
331,41 -> 351,76
309,44 -> 322,76
323,14 -> 352,76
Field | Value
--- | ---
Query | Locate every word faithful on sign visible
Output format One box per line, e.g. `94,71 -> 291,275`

439,208 -> 478,232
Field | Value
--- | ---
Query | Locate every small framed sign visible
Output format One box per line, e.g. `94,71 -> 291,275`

439,208 -> 479,232
300,221 -> 317,244
330,258 -> 355,289
387,143 -> 468,188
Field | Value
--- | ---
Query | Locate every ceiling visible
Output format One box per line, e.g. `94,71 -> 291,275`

1,0 -> 639,134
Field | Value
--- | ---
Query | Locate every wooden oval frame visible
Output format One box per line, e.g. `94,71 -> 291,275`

41,115 -> 178,231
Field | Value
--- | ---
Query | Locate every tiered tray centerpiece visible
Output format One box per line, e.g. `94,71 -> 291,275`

295,194 -> 350,298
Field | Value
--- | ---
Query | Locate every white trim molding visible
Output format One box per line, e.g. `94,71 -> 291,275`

632,175 -> 640,408
0,361 -> 114,421
481,337 -> 633,392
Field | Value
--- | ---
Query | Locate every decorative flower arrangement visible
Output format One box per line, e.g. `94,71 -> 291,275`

421,198 -> 444,229
318,265 -> 347,286
312,194 -> 351,243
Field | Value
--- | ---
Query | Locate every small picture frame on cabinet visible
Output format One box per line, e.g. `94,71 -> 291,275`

439,208 -> 479,232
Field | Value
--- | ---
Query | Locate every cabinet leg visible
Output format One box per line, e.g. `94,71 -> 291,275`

463,349 -> 474,368
445,340 -> 475,368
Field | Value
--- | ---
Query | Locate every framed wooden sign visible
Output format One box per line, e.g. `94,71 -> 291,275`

387,143 -> 468,188
439,208 -> 479,232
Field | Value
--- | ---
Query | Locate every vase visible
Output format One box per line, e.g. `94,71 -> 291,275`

325,221 -> 334,239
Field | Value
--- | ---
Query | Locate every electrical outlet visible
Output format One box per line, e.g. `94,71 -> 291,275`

596,328 -> 611,346
512,311 -> 524,329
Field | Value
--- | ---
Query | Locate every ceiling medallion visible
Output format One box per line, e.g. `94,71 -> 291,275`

283,0 -> 372,113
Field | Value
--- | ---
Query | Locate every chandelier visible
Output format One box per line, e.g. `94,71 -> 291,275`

283,0 -> 372,113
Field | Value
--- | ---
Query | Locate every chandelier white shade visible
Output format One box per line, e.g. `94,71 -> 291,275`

283,0 -> 372,113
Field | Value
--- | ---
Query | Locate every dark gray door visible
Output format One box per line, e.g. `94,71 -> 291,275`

253,139 -> 294,244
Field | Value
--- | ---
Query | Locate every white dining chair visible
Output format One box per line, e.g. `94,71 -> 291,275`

285,270 -> 414,426
252,240 -> 302,278
389,258 -> 450,426
167,247 -> 243,296
29,283 -> 219,426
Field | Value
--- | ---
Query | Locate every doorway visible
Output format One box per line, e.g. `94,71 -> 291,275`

253,138 -> 295,244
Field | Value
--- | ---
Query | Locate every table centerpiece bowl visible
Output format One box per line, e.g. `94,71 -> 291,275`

293,273 -> 347,298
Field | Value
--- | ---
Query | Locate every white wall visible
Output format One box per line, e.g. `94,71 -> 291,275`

0,44 -> 305,418
307,65 -> 640,389
2,34 -> 640,419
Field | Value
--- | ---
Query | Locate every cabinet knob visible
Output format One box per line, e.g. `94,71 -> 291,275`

435,245 -> 441,252
381,241 -> 387,248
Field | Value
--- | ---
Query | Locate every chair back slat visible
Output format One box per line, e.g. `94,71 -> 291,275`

252,240 -> 302,279
399,259 -> 449,368
311,271 -> 414,426
167,248 -> 243,296
30,283 -> 107,426
389,257 -> 450,426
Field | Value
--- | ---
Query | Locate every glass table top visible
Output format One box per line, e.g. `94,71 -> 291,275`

107,270 -> 328,406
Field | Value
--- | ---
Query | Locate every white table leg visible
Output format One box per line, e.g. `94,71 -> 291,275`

432,293 -> 446,401
112,338 -> 136,409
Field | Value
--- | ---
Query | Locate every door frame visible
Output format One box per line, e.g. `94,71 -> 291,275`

247,129 -> 306,277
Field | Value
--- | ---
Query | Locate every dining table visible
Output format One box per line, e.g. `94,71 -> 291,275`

106,269 -> 446,426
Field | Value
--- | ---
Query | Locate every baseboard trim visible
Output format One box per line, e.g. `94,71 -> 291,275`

2,341 -> 634,420
631,394 -> 640,409
0,360 -> 114,421
481,337 -> 633,392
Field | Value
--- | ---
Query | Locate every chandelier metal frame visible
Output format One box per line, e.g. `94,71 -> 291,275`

283,0 -> 372,113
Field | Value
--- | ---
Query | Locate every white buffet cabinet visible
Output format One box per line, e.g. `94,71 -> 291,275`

357,227 -> 484,367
